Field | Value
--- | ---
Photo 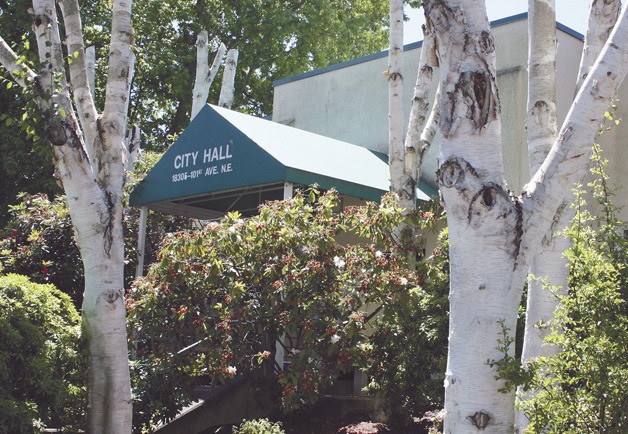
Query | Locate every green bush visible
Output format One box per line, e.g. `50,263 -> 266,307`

0,153 -> 188,308
127,189 -> 442,430
0,194 -> 83,306
366,226 -> 449,424
232,418 -> 285,434
522,147 -> 627,432
0,274 -> 86,433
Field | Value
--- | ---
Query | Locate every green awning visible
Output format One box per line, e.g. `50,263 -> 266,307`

129,104 -> 432,218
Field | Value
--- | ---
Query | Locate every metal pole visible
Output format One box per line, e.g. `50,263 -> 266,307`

135,206 -> 148,278
275,182 -> 294,371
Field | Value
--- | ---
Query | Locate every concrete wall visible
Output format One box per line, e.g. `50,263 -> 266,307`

273,15 -> 628,221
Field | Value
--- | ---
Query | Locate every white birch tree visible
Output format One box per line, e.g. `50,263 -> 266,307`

516,1 -> 622,431
388,0 -> 407,207
419,0 -> 628,431
0,0 -> 134,431
191,31 -> 226,120
218,48 -> 239,110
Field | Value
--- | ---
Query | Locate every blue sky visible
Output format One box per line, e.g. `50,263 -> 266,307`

404,1 -> 590,43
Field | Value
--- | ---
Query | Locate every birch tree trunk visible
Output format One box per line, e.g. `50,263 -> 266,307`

191,31 -> 226,120
516,2 -> 564,431
576,0 -> 622,94
1,0 -> 134,432
404,24 -> 438,207
388,0 -> 407,207
422,0 -> 628,431
218,48 -> 239,109
517,2 -> 622,431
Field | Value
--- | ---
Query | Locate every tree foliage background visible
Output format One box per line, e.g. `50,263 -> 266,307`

0,0 -> 396,223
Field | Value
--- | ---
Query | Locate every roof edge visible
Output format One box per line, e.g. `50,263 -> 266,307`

272,12 -> 584,88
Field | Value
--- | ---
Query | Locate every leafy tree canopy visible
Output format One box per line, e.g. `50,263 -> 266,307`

0,0 -> 410,219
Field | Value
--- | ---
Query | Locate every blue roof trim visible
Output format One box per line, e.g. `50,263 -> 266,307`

557,22 -> 584,40
273,13 -> 584,87
490,12 -> 528,27
272,40 -> 423,87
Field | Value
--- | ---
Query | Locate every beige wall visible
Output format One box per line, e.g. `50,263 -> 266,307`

273,16 -> 628,223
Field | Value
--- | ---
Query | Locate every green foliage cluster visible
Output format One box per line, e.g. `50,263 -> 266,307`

0,274 -> 85,433
365,225 -> 449,424
521,146 -> 628,433
130,0 -> 390,146
232,418 -> 285,434
127,189 -> 445,431
0,152 -> 188,307
0,194 -> 84,306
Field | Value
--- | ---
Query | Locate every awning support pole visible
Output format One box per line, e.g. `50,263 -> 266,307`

135,206 -> 148,278
275,183 -> 294,372
283,182 -> 293,201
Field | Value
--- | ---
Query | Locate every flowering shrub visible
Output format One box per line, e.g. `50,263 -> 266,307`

0,194 -> 83,305
127,189 -> 442,430
0,153 -> 187,307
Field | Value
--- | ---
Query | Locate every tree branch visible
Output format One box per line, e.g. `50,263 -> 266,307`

526,0 -> 558,174
218,48 -> 238,109
0,36 -> 38,87
191,30 -> 226,120
101,0 -> 134,189
404,25 -> 437,197
522,3 -> 628,267
576,0 -> 621,94
59,0 -> 98,161
32,0 -> 67,93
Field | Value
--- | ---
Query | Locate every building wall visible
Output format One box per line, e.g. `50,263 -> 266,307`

273,15 -> 628,222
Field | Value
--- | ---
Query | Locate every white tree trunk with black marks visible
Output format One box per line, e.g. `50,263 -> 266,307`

218,48 -> 239,109
517,2 -> 622,431
388,0 -> 407,207
191,31 -> 226,120
1,0 -> 134,432
404,24 -> 438,207
576,0 -> 622,94
516,1 -> 564,432
423,0 -> 628,431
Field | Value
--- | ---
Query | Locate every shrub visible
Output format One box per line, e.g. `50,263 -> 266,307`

0,274 -> 86,433
366,227 -> 449,424
232,418 -> 285,434
0,152 -> 188,308
0,194 -> 83,306
522,146 -> 627,432
127,189 -> 442,430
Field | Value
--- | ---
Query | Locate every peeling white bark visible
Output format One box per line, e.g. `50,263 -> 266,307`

576,0 -> 622,94
388,0 -> 406,207
516,2 -> 563,431
218,48 -> 239,109
1,0 -> 135,432
424,0 -> 628,431
404,25 -> 437,206
191,30 -> 226,120
59,0 -> 98,158
419,84 -> 440,156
